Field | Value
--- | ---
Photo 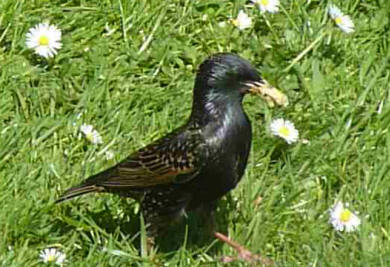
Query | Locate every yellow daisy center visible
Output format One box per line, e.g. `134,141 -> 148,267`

278,126 -> 290,137
260,0 -> 269,5
86,132 -> 94,142
47,254 -> 56,262
340,209 -> 352,222
335,17 -> 342,25
38,35 -> 49,46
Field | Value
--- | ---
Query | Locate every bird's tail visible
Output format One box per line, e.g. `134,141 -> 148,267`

55,184 -> 104,203
55,167 -> 117,203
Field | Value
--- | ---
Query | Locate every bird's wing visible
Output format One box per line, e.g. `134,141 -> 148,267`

97,130 -> 208,188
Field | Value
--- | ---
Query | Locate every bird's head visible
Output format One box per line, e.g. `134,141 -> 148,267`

192,53 -> 288,111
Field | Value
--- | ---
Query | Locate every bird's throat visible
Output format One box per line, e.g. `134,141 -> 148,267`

190,90 -> 244,127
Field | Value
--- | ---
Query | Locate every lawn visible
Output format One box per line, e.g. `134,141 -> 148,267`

1,0 -> 390,266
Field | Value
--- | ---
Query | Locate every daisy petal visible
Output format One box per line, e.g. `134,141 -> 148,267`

232,10 -> 252,30
39,248 -> 66,265
328,4 -> 355,33
25,23 -> 62,58
329,201 -> 360,232
251,0 -> 280,13
269,118 -> 299,144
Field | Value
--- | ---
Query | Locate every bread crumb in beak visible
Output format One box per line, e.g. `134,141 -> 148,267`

246,80 -> 288,107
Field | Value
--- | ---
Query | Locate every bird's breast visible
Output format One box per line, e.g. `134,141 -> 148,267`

204,106 -> 251,155
189,106 -> 252,205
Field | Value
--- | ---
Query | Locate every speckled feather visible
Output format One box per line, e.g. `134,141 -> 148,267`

56,124 -> 208,200
57,53 -> 263,235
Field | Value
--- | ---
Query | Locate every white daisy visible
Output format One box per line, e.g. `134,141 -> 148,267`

269,118 -> 299,144
301,138 -> 310,145
105,150 -> 114,160
251,0 -> 279,13
328,4 -> 355,33
231,10 -> 252,30
329,202 -> 361,232
218,21 -> 227,28
39,248 -> 66,265
26,23 -> 62,58
80,124 -> 103,144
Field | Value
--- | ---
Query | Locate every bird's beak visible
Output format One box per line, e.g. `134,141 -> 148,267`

246,80 -> 289,107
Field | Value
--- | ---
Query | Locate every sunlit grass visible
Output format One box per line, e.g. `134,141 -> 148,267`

1,0 -> 390,265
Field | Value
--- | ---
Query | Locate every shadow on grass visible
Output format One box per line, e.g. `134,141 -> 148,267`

52,196 -> 234,257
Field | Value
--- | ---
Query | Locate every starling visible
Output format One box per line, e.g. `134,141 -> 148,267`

56,53 -> 287,239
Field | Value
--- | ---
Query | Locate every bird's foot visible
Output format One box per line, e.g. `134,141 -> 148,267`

146,236 -> 155,252
214,232 -> 274,265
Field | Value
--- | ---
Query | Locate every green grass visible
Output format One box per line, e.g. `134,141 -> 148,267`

1,0 -> 390,266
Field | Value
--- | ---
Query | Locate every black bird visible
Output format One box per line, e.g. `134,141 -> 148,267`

57,53 -> 287,239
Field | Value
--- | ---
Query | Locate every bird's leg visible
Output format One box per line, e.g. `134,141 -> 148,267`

214,232 -> 274,265
142,187 -> 192,252
143,216 -> 167,253
142,207 -> 187,251
196,201 -> 217,236
145,224 -> 157,252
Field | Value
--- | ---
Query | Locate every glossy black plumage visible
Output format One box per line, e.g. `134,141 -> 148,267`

57,53 -> 265,235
